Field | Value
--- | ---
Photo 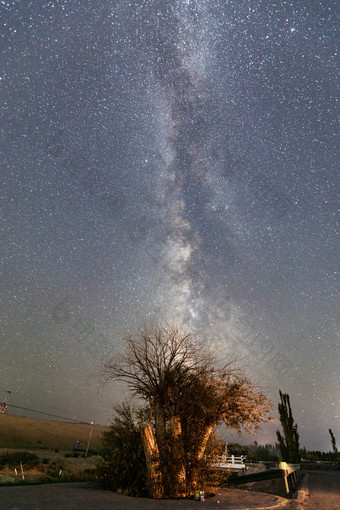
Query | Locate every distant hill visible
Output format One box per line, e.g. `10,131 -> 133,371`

0,414 -> 109,451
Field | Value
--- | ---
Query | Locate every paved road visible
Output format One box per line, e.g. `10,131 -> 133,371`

298,470 -> 340,510
0,483 -> 292,509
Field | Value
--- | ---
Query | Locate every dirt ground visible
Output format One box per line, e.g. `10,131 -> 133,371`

236,477 -> 287,498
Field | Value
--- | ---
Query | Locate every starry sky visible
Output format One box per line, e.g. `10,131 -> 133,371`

1,1 -> 339,451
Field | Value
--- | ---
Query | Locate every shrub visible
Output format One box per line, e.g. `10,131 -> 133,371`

95,402 -> 147,496
46,460 -> 64,478
81,468 -> 96,481
0,452 -> 39,468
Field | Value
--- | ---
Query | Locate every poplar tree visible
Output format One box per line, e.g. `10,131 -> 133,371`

276,390 -> 300,463
329,428 -> 338,460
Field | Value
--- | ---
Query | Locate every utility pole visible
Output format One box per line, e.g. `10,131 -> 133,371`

85,421 -> 94,457
0,390 -> 11,413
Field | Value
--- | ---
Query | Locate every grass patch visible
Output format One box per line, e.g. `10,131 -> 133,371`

0,448 -> 100,486
235,477 -> 288,498
0,414 -> 108,451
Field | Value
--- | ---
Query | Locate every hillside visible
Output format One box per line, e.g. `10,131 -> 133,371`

0,414 -> 109,451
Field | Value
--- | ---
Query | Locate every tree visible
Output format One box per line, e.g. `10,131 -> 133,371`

329,429 -> 338,461
276,390 -> 300,463
103,323 -> 272,498
96,402 -> 147,496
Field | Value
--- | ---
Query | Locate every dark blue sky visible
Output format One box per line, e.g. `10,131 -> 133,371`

1,0 -> 338,450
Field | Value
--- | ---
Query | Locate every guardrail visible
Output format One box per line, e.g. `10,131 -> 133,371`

279,462 -> 302,494
228,468 -> 281,483
227,462 -> 302,495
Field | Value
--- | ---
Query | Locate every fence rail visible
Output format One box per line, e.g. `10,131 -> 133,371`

215,455 -> 247,469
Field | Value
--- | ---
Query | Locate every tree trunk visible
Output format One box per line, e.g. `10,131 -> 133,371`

154,401 -> 166,452
140,424 -> 163,498
167,416 -> 186,497
197,425 -> 213,460
190,424 -> 214,492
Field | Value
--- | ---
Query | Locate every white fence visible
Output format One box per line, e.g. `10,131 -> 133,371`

215,454 -> 247,470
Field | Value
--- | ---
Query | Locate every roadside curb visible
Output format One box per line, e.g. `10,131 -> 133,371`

211,488 -> 294,510
291,472 -> 310,507
251,494 -> 293,510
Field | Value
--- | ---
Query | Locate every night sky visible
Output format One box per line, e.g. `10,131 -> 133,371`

1,1 -> 338,451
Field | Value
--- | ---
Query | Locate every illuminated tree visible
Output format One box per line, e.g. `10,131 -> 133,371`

103,323 -> 272,498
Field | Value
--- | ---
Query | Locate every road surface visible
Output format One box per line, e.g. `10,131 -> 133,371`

297,470 -> 340,510
0,483 -> 292,509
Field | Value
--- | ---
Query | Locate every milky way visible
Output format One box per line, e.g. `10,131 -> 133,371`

1,1 -> 338,450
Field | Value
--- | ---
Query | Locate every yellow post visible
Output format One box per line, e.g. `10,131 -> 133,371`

279,462 -> 289,494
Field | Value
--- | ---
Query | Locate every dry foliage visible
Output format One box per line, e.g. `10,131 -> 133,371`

103,323 -> 272,498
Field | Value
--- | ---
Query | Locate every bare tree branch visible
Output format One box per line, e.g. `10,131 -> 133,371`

102,322 -> 272,498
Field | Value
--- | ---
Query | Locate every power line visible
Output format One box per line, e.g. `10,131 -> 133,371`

1,388 -> 92,423
3,389 -> 92,417
6,403 -> 90,424
0,389 -> 12,413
